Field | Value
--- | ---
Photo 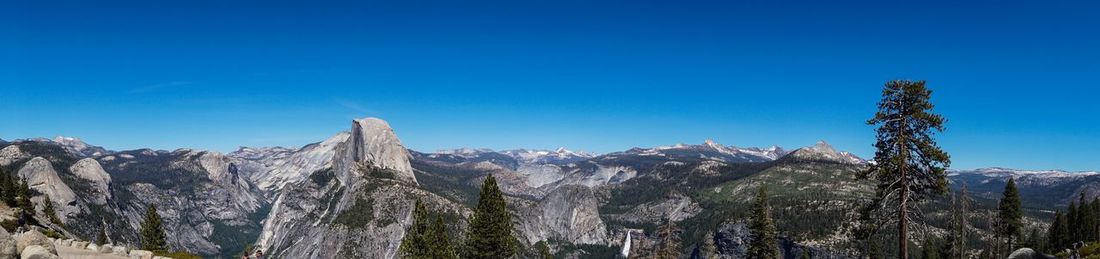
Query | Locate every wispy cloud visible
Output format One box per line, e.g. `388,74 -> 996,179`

333,97 -> 377,115
130,81 -> 193,94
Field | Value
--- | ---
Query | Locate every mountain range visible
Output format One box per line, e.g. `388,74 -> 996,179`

1,117 -> 1096,258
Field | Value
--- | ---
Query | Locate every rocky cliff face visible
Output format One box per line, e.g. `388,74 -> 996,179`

515,185 -> 609,245
256,117 -> 466,259
17,157 -> 79,224
229,132 -> 350,196
332,118 -> 417,186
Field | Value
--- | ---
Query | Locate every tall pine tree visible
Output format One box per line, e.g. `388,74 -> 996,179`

464,175 -> 516,259
859,80 -> 951,259
140,205 -> 167,251
400,199 -> 458,259
1076,193 -> 1095,243
400,199 -> 433,258
747,186 -> 778,259
654,218 -> 681,259
42,195 -> 62,226
1047,211 -> 1067,253
998,177 -> 1022,252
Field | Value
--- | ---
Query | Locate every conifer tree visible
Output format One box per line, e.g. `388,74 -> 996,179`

1048,211 -> 1067,252
42,195 -> 61,225
401,199 -> 458,259
535,241 -> 552,259
920,238 -> 940,259
655,218 -> 681,259
859,80 -> 951,259
1092,197 -> 1100,242
747,186 -> 778,259
464,175 -> 516,259
0,168 -> 11,206
140,205 -> 167,251
15,177 -> 33,219
1076,193 -> 1095,243
400,199 -> 433,258
429,215 -> 457,259
1068,201 -> 1079,243
998,178 -> 1022,251
96,226 -> 107,246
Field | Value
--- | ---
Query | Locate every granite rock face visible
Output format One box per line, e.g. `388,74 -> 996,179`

17,157 -> 79,223
68,158 -> 112,205
332,118 -> 417,186
515,185 -> 608,245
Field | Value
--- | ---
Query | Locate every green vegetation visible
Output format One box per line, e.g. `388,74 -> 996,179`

464,175 -> 517,259
998,177 -> 1023,253
399,199 -> 458,259
140,205 -> 167,251
859,80 -> 951,259
747,186 -> 779,259
334,196 -> 374,229
42,196 -> 62,226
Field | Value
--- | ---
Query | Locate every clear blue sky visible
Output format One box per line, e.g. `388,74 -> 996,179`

2,0 -> 1098,171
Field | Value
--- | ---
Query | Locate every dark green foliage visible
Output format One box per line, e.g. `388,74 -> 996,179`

96,226 -> 107,245
536,241 -> 552,259
998,178 -> 1023,251
333,196 -> 374,229
464,175 -> 517,259
140,205 -> 167,251
920,237 -> 940,259
399,199 -> 457,259
859,80 -> 951,259
41,195 -> 62,226
309,168 -> 335,186
1075,193 -> 1096,243
748,186 -> 779,259
1048,211 -> 1068,252
0,167 -> 15,206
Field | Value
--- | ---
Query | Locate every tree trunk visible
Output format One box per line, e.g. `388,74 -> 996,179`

899,188 -> 908,259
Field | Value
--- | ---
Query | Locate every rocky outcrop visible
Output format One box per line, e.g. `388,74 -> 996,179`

0,228 -> 16,259
0,145 -> 28,166
20,245 -> 57,259
68,158 -> 112,204
257,118 -> 467,259
230,132 -> 350,196
16,158 -> 78,223
14,231 -> 55,256
332,118 -> 417,186
516,185 -> 608,245
609,192 -> 702,223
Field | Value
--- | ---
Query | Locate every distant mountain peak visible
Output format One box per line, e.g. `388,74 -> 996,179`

46,135 -> 110,157
788,141 -> 865,164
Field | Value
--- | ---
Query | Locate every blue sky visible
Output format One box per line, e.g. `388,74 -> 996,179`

2,0 -> 1098,171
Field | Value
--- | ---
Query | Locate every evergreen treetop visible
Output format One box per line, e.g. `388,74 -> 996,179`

140,205 -> 167,251
998,177 -> 1023,251
464,175 -> 516,259
747,186 -> 779,259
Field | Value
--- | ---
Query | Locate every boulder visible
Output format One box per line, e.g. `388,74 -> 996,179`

110,245 -> 128,256
0,228 -> 17,259
14,231 -> 55,255
129,249 -> 154,259
97,244 -> 113,253
71,241 -> 88,249
19,245 -> 57,259
85,243 -> 98,251
1008,248 -> 1056,259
